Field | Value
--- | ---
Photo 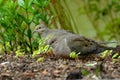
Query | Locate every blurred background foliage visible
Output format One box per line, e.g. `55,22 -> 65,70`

0,0 -> 120,54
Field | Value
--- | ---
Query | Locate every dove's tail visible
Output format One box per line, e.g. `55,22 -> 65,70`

95,45 -> 116,54
98,41 -> 118,44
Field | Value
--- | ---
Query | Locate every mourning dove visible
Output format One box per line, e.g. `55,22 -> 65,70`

33,22 -> 116,58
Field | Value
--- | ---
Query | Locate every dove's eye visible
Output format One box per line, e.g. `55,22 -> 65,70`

38,27 -> 41,29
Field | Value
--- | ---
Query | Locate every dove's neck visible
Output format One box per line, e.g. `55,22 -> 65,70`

41,28 -> 51,38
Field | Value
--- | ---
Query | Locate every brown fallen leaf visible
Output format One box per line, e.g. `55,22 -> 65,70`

41,69 -> 48,75
53,70 -> 61,77
22,72 -> 35,77
1,72 -> 11,77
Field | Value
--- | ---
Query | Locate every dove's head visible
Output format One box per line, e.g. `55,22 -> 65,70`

33,21 -> 47,34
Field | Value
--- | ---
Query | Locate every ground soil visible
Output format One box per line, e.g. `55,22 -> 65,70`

0,50 -> 120,80
0,53 -> 120,80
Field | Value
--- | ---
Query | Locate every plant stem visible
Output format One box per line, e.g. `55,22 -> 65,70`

26,9 -> 33,54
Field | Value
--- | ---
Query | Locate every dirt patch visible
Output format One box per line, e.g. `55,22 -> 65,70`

0,53 -> 120,80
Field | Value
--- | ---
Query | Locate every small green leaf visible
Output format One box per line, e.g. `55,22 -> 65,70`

0,0 -> 3,6
25,0 -> 33,9
32,50 -> 40,58
0,39 -> 3,44
95,65 -> 101,75
70,51 -> 80,59
18,0 -> 24,7
15,49 -> 24,58
37,57 -> 44,62
100,50 -> 112,58
112,53 -> 119,59
5,42 -> 10,48
81,69 -> 89,76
